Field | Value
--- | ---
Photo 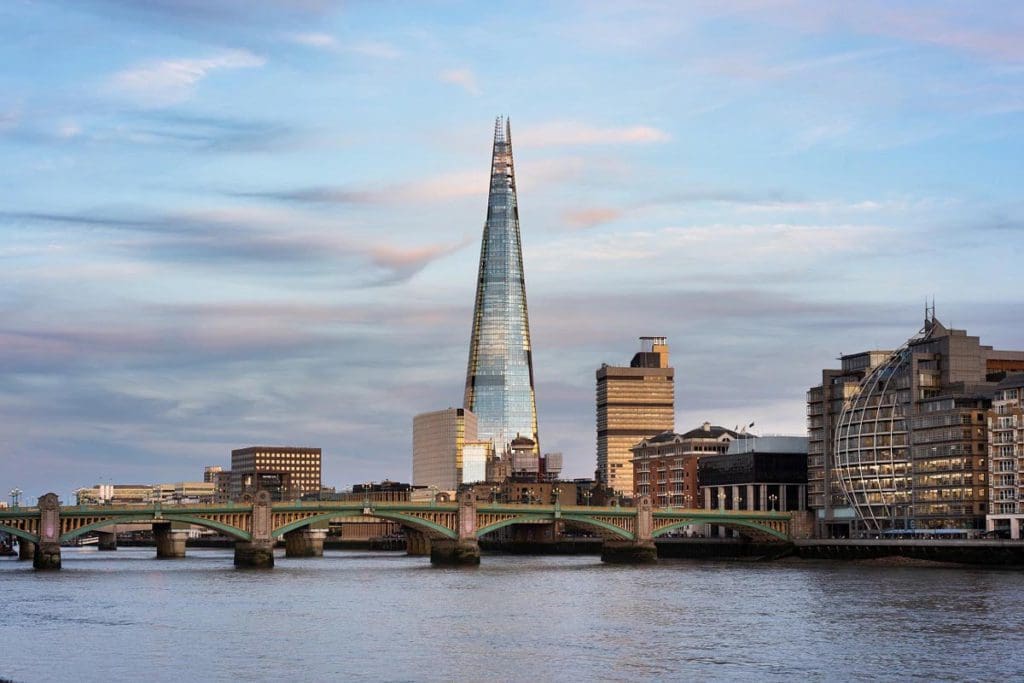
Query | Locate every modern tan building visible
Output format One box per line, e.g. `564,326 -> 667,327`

412,408 -> 478,490
597,337 -> 675,497
230,446 -> 321,501
988,374 -> 1024,538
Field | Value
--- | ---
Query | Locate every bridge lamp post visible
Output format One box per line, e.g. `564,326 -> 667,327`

683,494 -> 692,509
490,485 -> 500,503
718,490 -> 726,511
769,494 -> 778,512
551,486 -> 562,506
10,487 -> 21,509
429,486 -> 438,506
583,490 -> 592,506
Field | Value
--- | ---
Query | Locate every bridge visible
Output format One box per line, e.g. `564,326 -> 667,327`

0,491 -> 793,569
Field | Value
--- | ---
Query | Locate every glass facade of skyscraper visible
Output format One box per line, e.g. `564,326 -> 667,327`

464,117 -> 539,454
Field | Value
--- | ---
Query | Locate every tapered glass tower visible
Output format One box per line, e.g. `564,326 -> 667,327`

464,117 -> 539,454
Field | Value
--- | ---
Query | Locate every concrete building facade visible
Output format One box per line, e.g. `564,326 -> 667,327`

597,337 -> 675,497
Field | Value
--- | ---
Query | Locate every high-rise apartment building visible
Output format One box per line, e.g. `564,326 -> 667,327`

412,408 -> 478,491
987,374 -> 1024,539
464,117 -> 539,455
230,446 -> 321,501
597,337 -> 675,497
808,313 -> 1024,537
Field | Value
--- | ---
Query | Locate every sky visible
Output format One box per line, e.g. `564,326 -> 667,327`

2,0 -> 1023,501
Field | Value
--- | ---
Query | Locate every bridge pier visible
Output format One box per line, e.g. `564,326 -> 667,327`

97,531 -> 117,551
429,539 -> 480,566
601,495 -> 657,564
601,540 -> 658,564
405,529 -> 431,556
18,539 -> 36,561
284,528 -> 326,558
234,541 -> 275,568
153,523 -> 187,559
430,490 -> 481,566
33,542 -> 62,570
33,493 -> 62,570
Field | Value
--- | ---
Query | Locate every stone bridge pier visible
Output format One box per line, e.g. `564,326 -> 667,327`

405,528 -> 431,556
430,491 -> 480,566
33,493 -> 62,570
18,539 -> 36,561
235,491 -> 275,569
284,525 -> 327,558
601,496 -> 657,564
153,523 -> 187,559
97,530 -> 117,551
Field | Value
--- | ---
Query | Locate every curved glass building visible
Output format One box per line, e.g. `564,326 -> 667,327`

464,117 -> 539,454
833,342 -> 913,532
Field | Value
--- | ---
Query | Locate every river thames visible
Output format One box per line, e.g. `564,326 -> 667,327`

3,548 -> 1023,682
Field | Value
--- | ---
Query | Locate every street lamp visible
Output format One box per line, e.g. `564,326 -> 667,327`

9,488 -> 22,509
718,490 -> 726,511
769,494 -> 778,512
490,485 -> 500,504
582,490 -> 592,506
683,494 -> 692,509
429,485 -> 438,505
551,486 -> 562,505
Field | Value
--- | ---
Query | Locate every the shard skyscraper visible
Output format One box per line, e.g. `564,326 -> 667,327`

464,117 -> 539,455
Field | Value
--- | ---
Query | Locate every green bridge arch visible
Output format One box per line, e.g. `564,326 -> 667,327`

0,524 -> 38,544
652,517 -> 789,542
58,514 -> 252,543
271,509 -> 459,541
559,514 -> 635,541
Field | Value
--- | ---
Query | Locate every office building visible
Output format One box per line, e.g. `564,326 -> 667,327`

597,337 -> 675,496
806,351 -> 890,537
204,465 -> 231,503
464,117 -> 540,455
412,408 -> 477,490
810,312 -> 1024,536
699,436 -> 809,512
988,374 -> 1024,538
230,446 -> 321,501
632,422 -> 742,507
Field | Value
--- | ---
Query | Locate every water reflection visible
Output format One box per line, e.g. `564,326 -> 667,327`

2,548 -> 1023,682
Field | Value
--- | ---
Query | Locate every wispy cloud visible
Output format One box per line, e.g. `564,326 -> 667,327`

285,32 -> 337,49
518,121 -> 671,147
3,205 -> 466,285
350,41 -> 402,60
439,68 -> 481,95
108,49 -> 266,107
0,108 -> 20,132
563,207 -> 623,229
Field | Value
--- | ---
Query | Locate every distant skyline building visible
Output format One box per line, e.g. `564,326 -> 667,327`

464,116 -> 539,456
597,337 -> 675,497
412,407 -> 477,491
229,446 -> 321,501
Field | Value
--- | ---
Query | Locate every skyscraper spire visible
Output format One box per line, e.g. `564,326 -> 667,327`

464,116 -> 539,454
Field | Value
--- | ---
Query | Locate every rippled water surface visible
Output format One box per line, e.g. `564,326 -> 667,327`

3,548 -> 1023,682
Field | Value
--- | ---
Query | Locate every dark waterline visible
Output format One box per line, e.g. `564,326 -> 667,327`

3,547 -> 1023,682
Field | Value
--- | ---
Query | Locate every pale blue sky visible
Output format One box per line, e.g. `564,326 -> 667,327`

2,1 -> 1023,499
